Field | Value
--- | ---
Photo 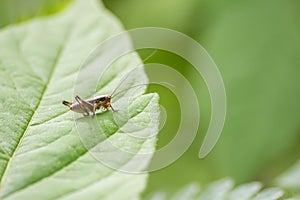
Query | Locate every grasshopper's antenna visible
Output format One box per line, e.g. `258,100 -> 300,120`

112,83 -> 149,98
112,81 -> 174,98
111,49 -> 157,97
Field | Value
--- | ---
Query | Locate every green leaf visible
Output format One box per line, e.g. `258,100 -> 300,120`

0,0 -> 159,199
172,183 -> 200,200
146,179 -> 285,200
0,0 -> 72,28
251,188 -> 284,200
228,182 -> 262,200
276,159 -> 300,192
200,0 -> 300,182
197,179 -> 234,200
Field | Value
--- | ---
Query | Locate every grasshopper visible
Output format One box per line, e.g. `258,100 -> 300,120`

62,84 -> 146,117
62,50 -> 157,116
62,94 -> 115,117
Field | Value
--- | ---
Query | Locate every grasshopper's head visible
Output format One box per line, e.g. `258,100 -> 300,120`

105,95 -> 112,108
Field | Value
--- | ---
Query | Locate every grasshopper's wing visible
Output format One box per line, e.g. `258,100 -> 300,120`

75,95 -> 94,114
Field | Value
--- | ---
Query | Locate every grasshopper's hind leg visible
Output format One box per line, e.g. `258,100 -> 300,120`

75,95 -> 94,116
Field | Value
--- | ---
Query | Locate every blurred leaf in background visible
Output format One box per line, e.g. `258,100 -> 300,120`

146,179 -> 285,200
103,0 -> 300,197
0,0 -> 71,28
201,0 -> 300,185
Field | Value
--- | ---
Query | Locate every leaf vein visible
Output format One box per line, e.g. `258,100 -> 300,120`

6,94 -> 155,198
0,25 -> 71,191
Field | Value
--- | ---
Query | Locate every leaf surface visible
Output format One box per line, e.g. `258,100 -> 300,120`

0,0 -> 159,199
146,179 -> 284,200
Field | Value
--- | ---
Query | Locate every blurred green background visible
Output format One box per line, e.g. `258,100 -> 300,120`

1,0 -> 300,197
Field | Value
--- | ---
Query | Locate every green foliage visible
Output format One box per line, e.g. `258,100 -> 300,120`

202,0 -> 300,182
276,159 -> 300,197
145,159 -> 300,200
0,0 -> 159,199
146,179 -> 285,200
1,0 -> 300,199
0,0 -> 72,28
104,0 -> 300,195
